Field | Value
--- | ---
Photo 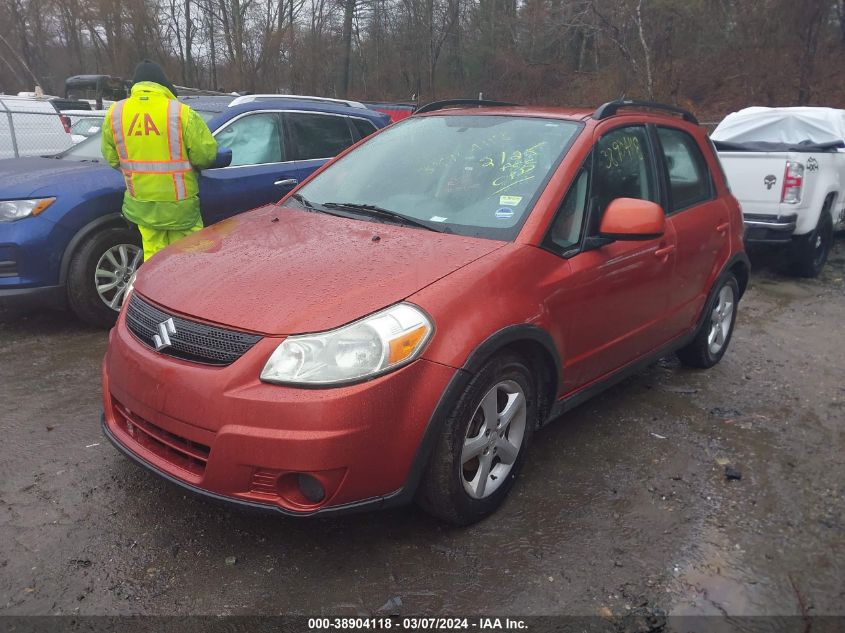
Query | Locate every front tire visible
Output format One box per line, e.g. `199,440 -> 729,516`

417,354 -> 537,525
791,211 -> 833,278
67,226 -> 142,328
677,274 -> 739,369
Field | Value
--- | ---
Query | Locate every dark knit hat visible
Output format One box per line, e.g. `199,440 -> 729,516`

132,60 -> 178,97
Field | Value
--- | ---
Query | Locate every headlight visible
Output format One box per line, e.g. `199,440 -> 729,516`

260,303 -> 433,386
0,198 -> 55,222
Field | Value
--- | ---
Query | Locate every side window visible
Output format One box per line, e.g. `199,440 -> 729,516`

351,117 -> 378,141
287,113 -> 355,160
593,126 -> 657,214
547,167 -> 590,251
657,127 -> 713,211
214,113 -> 284,166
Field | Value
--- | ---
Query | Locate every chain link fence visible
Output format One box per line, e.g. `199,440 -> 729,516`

0,101 -> 77,159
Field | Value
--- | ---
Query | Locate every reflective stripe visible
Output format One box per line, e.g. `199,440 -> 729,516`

173,173 -> 187,200
112,101 -> 134,195
111,101 -> 128,160
165,103 -> 189,199
119,159 -> 192,173
167,100 -> 184,161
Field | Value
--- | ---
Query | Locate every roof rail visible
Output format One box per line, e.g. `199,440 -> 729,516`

228,94 -> 367,109
415,99 -> 519,114
593,100 -> 699,125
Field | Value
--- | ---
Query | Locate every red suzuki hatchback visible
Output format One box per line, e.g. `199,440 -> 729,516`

102,99 -> 749,524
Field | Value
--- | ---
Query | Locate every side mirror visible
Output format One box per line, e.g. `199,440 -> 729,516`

211,147 -> 232,169
599,198 -> 665,241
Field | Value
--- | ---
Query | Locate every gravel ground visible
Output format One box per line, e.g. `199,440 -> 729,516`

1,240 -> 843,619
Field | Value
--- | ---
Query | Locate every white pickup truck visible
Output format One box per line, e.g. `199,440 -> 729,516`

712,107 -> 845,277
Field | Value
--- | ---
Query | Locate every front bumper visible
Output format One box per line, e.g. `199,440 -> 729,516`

102,310 -> 457,515
101,414 -> 406,516
743,213 -> 797,243
0,212 -> 71,307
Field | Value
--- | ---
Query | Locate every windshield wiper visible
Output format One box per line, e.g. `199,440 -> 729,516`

290,192 -> 318,210
289,193 -> 358,220
322,202 -> 441,232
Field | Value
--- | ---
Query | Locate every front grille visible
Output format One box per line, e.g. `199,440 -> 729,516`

125,294 -> 262,365
113,401 -> 211,477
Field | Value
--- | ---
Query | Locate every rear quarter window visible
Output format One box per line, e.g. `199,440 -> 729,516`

351,117 -> 378,140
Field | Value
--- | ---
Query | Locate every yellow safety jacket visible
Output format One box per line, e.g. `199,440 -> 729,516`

101,81 -> 217,231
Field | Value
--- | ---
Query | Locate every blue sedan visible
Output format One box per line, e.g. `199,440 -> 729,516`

0,96 -> 389,326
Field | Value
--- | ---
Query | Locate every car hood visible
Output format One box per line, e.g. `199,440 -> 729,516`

135,205 -> 505,335
0,157 -> 119,198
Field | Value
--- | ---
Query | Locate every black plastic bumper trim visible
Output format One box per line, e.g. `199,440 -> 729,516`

0,284 -> 66,312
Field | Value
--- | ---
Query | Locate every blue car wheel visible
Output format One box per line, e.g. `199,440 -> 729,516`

66,226 -> 142,327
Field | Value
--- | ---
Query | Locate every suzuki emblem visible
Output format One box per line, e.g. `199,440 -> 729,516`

153,318 -> 176,351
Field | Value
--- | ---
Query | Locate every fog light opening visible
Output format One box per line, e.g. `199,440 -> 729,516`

297,473 -> 326,503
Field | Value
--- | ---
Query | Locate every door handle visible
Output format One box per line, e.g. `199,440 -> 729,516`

274,179 -> 298,187
716,221 -> 730,234
654,244 -> 676,258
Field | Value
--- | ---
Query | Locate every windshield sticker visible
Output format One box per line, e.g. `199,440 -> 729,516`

499,195 -> 522,206
430,216 -> 447,222
495,207 -> 515,220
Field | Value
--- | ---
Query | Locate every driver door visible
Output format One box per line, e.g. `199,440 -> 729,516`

544,125 -> 678,393
199,111 -> 299,224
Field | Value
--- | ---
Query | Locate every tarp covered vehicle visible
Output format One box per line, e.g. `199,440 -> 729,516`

713,107 -> 845,277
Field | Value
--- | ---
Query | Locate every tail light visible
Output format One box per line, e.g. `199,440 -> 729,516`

781,161 -> 804,204
59,115 -> 71,134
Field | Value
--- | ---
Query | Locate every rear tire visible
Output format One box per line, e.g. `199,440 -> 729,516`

416,353 -> 537,525
791,210 -> 833,278
67,226 -> 142,328
677,274 -> 739,369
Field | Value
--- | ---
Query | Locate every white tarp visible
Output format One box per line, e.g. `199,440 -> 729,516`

712,107 -> 845,145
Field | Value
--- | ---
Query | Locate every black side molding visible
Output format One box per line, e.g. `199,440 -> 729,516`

461,324 -> 561,380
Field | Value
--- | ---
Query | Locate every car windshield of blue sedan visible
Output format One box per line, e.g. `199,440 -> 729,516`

58,133 -> 103,161
291,115 -> 581,240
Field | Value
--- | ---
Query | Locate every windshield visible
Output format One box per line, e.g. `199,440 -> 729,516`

56,109 -> 218,161
59,134 -> 103,160
70,117 -> 104,137
292,115 -> 581,240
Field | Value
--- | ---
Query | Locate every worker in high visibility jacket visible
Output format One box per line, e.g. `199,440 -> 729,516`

101,60 -> 217,260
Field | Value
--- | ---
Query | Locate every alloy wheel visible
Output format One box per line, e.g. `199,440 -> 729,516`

461,379 -> 527,499
94,243 -> 142,311
707,285 -> 735,356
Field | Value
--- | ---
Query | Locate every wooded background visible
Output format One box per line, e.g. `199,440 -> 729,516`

1,0 -> 844,119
